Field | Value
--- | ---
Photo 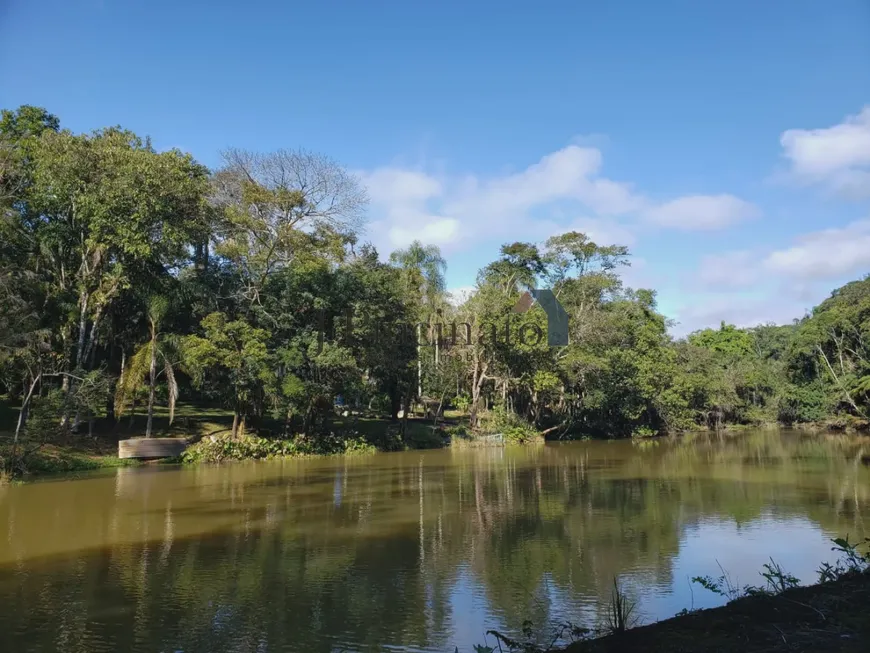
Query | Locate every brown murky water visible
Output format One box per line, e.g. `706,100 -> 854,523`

1,429 -> 868,652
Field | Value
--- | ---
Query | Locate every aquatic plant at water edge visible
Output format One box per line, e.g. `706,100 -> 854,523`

604,578 -> 638,634
817,535 -> 870,582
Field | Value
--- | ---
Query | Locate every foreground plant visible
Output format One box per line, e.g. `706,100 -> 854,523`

467,618 -> 590,653
604,578 -> 638,635
817,536 -> 870,582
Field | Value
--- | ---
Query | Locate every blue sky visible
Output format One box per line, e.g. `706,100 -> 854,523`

2,0 -> 868,334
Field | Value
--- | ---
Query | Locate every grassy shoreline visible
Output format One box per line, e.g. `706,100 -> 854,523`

0,441 -> 146,482
0,410 -> 456,481
3,400 -> 868,483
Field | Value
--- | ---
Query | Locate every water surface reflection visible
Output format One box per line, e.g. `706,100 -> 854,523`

0,430 -> 867,652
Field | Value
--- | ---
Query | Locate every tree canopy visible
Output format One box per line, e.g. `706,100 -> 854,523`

1,104 -> 867,457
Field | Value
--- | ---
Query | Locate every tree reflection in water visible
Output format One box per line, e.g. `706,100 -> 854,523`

0,429 -> 867,652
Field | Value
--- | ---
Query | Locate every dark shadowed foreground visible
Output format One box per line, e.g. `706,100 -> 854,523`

566,572 -> 870,653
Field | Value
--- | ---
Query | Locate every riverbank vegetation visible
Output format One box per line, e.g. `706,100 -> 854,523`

2,104 -> 870,477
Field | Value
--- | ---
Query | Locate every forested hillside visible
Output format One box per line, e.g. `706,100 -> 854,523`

1,105 -> 868,460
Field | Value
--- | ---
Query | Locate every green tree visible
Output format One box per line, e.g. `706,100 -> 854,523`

8,124 -> 210,429
0,105 -> 60,208
789,277 -> 870,421
181,312 -> 275,438
689,322 -> 754,357
211,148 -> 367,307
114,296 -> 179,438
389,241 -> 447,402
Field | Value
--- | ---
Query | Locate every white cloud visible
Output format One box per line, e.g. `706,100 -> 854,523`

618,256 -> 652,290
388,216 -> 460,248
359,143 -> 754,256
694,219 -> 870,292
441,145 -> 645,224
697,251 -> 760,288
669,293 -> 808,338
644,195 -> 761,230
356,167 -> 455,250
360,168 -> 442,205
359,144 -> 649,254
779,106 -> 870,198
678,219 -> 870,334
447,286 -> 476,305
762,219 -> 870,280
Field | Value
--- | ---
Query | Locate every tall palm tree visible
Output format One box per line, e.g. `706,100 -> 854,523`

389,241 -> 447,400
389,241 -> 447,305
115,296 -> 178,437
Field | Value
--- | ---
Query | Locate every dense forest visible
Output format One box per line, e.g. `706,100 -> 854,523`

1,104 -> 869,466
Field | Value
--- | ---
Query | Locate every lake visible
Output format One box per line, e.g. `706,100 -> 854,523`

1,429 -> 868,652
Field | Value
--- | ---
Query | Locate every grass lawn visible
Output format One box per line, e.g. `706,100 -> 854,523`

1,395 -> 459,479
0,396 -> 234,439
0,397 -> 234,480
116,403 -> 235,439
1,441 -> 143,478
